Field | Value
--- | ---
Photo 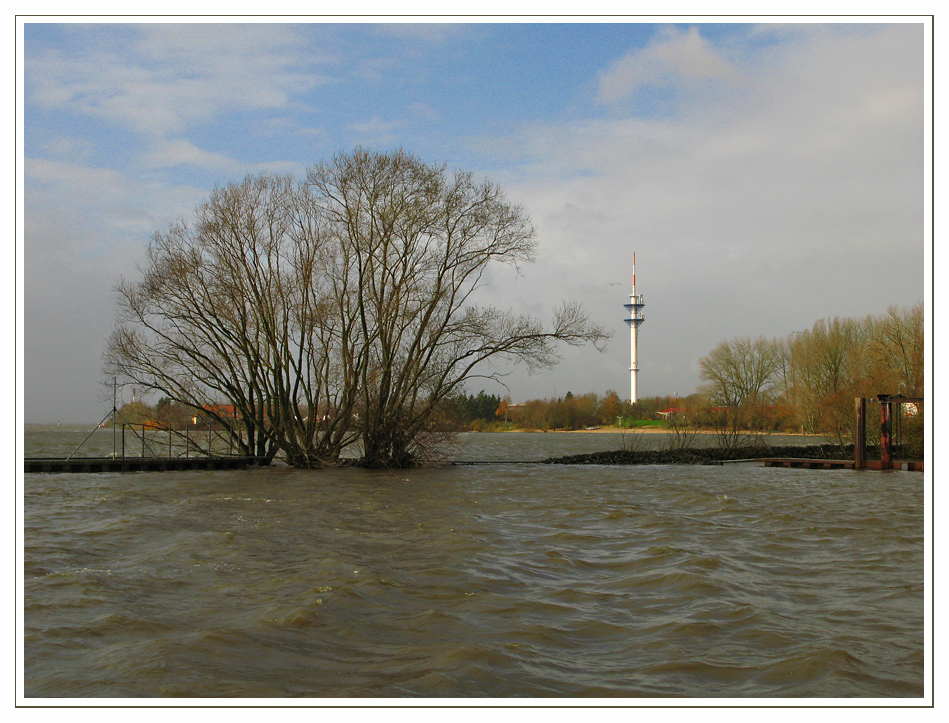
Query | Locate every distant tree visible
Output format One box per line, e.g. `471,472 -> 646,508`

517,398 -> 551,430
495,396 -> 511,424
471,391 -> 503,421
697,304 -> 925,448
698,336 -> 783,448
599,390 -> 623,425
116,400 -> 153,425
869,304 -> 924,396
790,316 -> 874,445
154,397 -> 191,429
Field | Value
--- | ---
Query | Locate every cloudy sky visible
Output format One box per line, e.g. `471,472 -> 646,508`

20,19 -> 929,423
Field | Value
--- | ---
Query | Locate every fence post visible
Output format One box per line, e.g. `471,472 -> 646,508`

854,398 -> 866,470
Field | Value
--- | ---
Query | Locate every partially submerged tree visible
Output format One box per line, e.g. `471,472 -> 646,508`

105,173 -> 358,465
307,149 -> 608,466
105,149 -> 608,468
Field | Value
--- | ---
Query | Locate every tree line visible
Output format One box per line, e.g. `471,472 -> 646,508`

105,149 -> 607,468
443,304 -> 924,457
446,390 -> 689,432
695,304 -> 924,453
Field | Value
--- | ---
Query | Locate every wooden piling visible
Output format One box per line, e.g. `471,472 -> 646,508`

854,397 -> 867,470
879,395 -> 893,471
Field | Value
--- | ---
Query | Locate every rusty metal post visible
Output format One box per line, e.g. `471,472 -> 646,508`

879,395 -> 893,470
854,397 -> 866,470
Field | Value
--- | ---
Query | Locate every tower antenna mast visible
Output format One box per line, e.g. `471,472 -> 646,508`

623,253 -> 645,403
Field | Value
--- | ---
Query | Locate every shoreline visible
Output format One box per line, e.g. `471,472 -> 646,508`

474,426 -> 827,438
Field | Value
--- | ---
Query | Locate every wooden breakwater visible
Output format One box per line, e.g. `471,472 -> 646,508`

760,458 -> 923,472
24,456 -> 270,474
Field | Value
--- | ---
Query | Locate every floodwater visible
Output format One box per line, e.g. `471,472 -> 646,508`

22,429 -> 926,699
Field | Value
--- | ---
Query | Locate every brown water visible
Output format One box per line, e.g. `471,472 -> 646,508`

22,431 -> 925,698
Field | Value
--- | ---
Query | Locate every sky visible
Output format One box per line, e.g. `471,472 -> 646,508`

19,18 -> 930,424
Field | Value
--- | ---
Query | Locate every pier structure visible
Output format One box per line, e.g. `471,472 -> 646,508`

623,254 -> 645,403
854,394 -> 924,470
24,379 -> 272,474
759,394 -> 924,473
24,455 -> 268,474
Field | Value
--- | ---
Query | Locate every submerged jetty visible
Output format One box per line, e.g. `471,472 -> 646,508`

24,456 -> 269,474
543,443 -> 919,469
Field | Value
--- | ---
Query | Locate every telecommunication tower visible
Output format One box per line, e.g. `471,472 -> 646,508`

623,254 -> 645,403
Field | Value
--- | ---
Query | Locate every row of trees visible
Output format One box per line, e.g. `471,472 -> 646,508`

697,304 -> 924,451
105,149 -> 607,468
444,390 -> 687,432
444,391 -> 505,429
106,398 -> 228,431
445,304 -> 923,454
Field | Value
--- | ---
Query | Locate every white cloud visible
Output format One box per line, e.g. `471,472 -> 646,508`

27,23 -> 327,138
142,139 -> 234,170
347,116 -> 405,145
597,26 -> 738,104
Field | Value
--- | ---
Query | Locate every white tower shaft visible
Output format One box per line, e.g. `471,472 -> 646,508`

623,253 -> 645,403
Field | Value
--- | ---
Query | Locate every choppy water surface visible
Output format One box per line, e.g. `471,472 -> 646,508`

23,430 -> 924,698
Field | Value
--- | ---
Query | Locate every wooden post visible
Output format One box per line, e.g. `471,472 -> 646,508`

142,424 -> 146,457
854,397 -> 866,470
879,395 -> 893,470
121,424 -> 126,458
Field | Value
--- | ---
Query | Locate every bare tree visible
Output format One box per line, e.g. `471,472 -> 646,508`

869,304 -> 924,396
698,336 -> 782,449
106,150 -> 608,468
661,407 -> 699,452
307,149 -> 609,467
105,173 -> 356,465
788,316 -> 875,445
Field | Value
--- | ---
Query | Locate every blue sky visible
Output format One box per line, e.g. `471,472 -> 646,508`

20,19 -> 929,423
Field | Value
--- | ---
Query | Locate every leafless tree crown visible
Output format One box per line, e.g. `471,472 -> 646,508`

105,149 -> 608,468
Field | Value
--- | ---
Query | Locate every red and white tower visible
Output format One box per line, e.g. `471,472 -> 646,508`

623,254 -> 645,403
